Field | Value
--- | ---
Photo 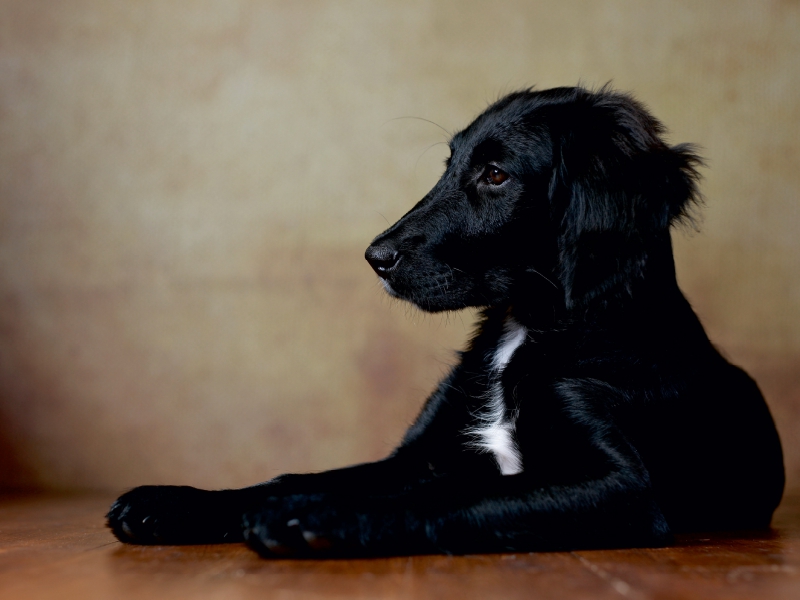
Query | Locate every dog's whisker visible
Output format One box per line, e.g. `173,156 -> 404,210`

383,115 -> 452,138
374,210 -> 391,226
414,141 -> 450,173
527,268 -> 559,290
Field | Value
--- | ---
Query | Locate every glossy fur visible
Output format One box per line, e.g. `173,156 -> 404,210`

107,86 -> 785,557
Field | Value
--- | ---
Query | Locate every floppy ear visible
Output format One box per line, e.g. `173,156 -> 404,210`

551,91 -> 702,309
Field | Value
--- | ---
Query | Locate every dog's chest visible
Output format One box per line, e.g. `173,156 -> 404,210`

469,317 -> 527,475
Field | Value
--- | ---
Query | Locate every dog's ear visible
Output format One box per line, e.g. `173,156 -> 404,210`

549,91 -> 702,309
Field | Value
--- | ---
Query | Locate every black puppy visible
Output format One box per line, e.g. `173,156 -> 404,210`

107,86 -> 784,556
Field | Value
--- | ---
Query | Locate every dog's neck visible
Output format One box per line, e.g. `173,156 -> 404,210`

506,234 -> 681,331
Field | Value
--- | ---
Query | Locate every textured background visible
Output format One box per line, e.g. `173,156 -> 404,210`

0,0 -> 798,492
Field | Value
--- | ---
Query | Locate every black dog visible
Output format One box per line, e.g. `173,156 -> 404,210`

107,86 -> 784,556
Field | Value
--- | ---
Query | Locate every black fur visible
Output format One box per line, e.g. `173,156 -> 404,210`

107,86 -> 784,556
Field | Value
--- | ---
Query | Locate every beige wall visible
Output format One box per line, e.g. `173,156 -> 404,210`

0,0 -> 798,492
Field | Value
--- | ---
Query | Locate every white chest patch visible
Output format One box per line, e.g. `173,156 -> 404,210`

468,317 -> 527,475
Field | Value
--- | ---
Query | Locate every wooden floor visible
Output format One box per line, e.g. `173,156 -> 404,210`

0,494 -> 798,599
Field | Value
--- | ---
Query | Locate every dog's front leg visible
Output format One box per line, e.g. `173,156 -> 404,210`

106,452 -> 428,545
107,358 -> 483,546
240,465 -> 670,558
240,392 -> 673,557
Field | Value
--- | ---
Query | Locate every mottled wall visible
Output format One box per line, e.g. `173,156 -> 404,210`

0,0 -> 798,492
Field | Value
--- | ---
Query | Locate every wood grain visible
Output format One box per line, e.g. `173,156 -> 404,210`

0,493 -> 798,599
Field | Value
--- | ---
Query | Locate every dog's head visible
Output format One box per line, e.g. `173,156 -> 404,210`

366,86 -> 701,314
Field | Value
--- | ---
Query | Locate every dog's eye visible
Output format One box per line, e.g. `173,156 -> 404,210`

483,165 -> 509,186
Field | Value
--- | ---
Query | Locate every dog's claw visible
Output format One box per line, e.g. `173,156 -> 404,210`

302,530 -> 333,551
121,521 -> 136,540
263,538 -> 294,555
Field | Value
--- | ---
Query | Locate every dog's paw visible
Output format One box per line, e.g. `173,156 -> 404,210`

242,494 -> 369,558
107,485 -> 201,544
241,494 -> 422,558
107,485 -> 243,545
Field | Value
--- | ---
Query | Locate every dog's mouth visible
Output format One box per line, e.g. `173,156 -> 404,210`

365,243 -> 479,312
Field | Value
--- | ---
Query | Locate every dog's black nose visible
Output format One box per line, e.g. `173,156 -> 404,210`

365,244 -> 400,277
